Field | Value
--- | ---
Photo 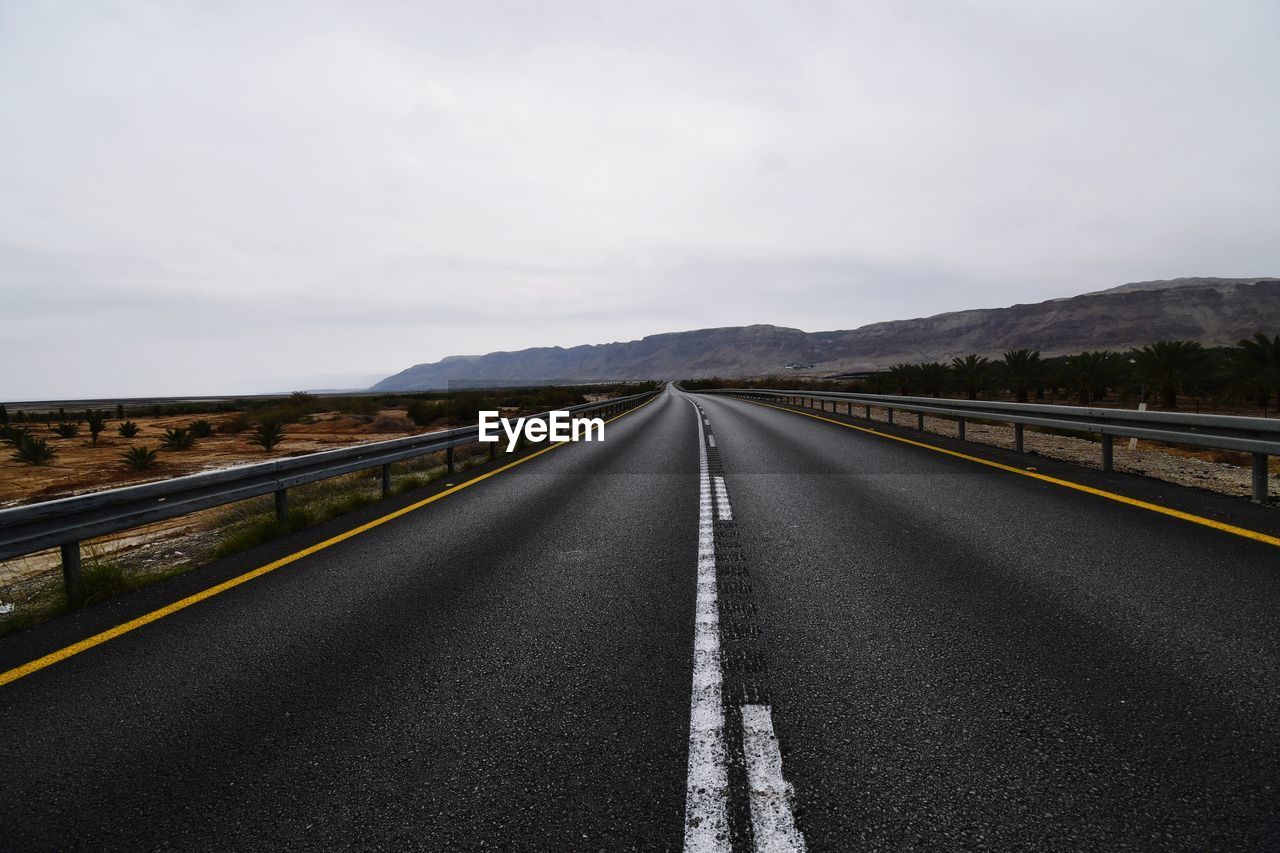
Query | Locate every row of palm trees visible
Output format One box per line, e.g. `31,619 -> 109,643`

876,334 -> 1280,409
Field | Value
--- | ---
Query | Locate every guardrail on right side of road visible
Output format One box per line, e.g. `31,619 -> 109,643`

693,387 -> 1280,503
0,390 -> 658,607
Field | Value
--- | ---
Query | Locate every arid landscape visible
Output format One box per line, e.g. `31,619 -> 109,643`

0,408 -> 424,508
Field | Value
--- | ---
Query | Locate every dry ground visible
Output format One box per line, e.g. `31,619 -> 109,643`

0,409 -> 424,508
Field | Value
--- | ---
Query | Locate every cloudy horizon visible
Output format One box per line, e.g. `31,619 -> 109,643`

3,1 -> 1278,399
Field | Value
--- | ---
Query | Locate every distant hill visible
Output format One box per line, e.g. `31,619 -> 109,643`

371,277 -> 1280,390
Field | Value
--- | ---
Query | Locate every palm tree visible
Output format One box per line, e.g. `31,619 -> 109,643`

1001,349 -> 1042,403
918,362 -> 948,397
1233,332 -> 1280,409
887,363 -> 918,395
1129,340 -> 1207,408
1063,350 -> 1112,406
949,354 -> 991,400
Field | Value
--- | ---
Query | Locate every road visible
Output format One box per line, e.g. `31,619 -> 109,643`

1,385 -> 1278,850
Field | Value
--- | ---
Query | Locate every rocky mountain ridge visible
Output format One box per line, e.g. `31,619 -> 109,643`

371,277 -> 1280,389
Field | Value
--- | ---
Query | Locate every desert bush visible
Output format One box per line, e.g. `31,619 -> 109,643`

2,425 -> 34,446
217,412 -> 253,434
254,404 -> 306,425
117,421 -> 140,437
372,413 -> 414,432
189,419 -> 215,438
336,397 -> 381,416
120,445 -> 159,471
53,421 -> 80,438
12,436 -> 57,465
249,420 -> 286,451
86,410 -> 108,446
407,400 -> 444,426
160,427 -> 196,450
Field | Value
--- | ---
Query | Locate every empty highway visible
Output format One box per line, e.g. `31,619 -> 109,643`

1,385 -> 1278,850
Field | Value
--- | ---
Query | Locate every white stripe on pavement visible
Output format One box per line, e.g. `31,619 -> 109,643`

741,704 -> 806,852
683,401 -> 730,852
708,434 -> 716,448
713,476 -> 732,521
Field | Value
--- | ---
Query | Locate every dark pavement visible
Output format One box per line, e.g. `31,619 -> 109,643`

1,386 -> 1278,850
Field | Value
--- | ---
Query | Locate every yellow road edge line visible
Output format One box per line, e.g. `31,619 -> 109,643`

0,395 -> 660,688
743,399 -> 1280,549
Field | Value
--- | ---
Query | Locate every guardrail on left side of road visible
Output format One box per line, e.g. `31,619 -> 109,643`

0,391 -> 657,606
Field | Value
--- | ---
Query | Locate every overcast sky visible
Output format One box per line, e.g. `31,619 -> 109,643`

2,1 -> 1277,398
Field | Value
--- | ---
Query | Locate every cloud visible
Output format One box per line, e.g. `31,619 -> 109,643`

2,0 -> 1277,397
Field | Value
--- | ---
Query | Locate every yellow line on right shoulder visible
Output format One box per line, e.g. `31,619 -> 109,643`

744,399 -> 1280,549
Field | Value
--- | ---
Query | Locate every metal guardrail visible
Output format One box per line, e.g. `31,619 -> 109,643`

0,391 -> 656,605
694,388 -> 1280,503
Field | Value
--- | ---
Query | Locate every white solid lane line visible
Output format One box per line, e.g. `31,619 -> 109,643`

684,400 -> 730,852
713,476 -> 732,522
708,434 -> 717,448
741,704 -> 806,852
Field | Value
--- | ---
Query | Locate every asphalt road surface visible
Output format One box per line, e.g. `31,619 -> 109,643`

1,385 -> 1277,851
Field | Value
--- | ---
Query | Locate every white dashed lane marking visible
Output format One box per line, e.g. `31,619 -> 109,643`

741,704 -> 806,852
683,400 -> 730,852
684,397 -> 804,853
713,476 -> 732,522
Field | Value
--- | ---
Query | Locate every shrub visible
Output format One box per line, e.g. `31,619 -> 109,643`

217,412 -> 253,434
80,557 -> 132,605
249,420 -> 286,451
256,403 -> 307,425
189,419 -> 215,438
160,427 -> 196,450
336,397 -> 381,416
2,425 -> 34,447
86,410 -> 109,446
12,436 -> 57,465
120,445 -> 158,471
407,400 -> 444,426
117,421 -> 140,438
54,421 -> 80,438
372,413 -> 414,432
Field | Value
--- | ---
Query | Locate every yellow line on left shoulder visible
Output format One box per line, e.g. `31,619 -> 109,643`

0,394 -> 659,688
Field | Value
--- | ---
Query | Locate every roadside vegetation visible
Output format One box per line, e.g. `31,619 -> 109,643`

0,382 -> 658,637
683,335 -> 1280,413
0,443 -> 497,639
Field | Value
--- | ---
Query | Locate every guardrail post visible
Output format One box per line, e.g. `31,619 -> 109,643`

917,412 -> 925,432
1253,453 -> 1269,503
887,408 -> 894,425
60,542 -> 83,608
1014,423 -> 1025,453
489,442 -> 496,461
864,404 -> 871,420
957,418 -> 966,440
274,488 -> 288,521
1101,434 -> 1114,472
381,463 -> 392,498
447,445 -> 456,474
